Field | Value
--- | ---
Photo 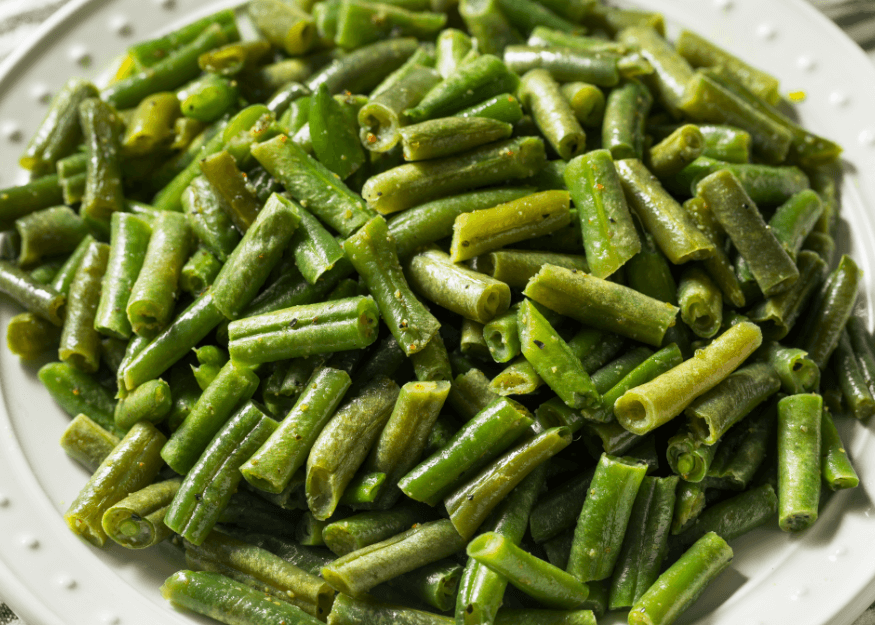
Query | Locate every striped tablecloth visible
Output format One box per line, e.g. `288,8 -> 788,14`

0,0 -> 873,624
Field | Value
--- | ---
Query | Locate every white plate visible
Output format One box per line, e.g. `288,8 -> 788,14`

2,1 -> 875,624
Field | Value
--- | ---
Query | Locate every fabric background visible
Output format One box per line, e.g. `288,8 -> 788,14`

0,0 -> 873,623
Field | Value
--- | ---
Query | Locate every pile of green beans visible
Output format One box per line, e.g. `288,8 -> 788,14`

1,2 -> 865,625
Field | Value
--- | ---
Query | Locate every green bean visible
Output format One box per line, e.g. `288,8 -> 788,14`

407,54 -> 519,122
435,28 -> 472,78
529,468 -> 595,545
798,254 -> 862,370
629,532 -> 732,625
78,98 -> 124,224
210,193 -> 301,320
20,78 -> 98,175
686,362 -> 780,445
676,29 -> 780,105
400,116 -> 513,162
307,84 -> 365,179
328,592 -> 451,624
449,189 -> 569,262
251,134 -> 373,237
241,366 -> 351,494
446,368 -> 500,420
410,332 -> 453,383
647,124 -> 704,177
615,158 -> 715,264
693,124 -> 751,163
180,247 -> 222,296
165,403 -> 278,545
122,293 -> 225,391
0,260 -> 67,325
59,413 -> 120,472
198,39 -> 271,78
162,569 -> 325,625
0,174 -> 65,231
696,170 -> 798,297
248,0 -> 314,55
365,137 -> 546,216
670,156 -> 810,206
406,247 -> 511,324
846,316 -> 875,394
670,480 -> 707,536
497,0 -> 577,34
602,79 -> 652,161
468,531 -> 588,609
455,93 -> 523,126
15,206 -> 87,268
197,151 -> 260,234
503,46 -> 620,86
519,69 -> 586,161
524,264 -> 678,347
398,397 -> 533,505
322,518 -> 466,597
615,26 -> 692,117
126,9 -> 235,67
122,92 -> 180,156
679,71 -> 792,164
614,322 -> 762,435
387,187 -> 532,259
567,453 -> 648,582
832,331 -> 875,421
344,215 -> 440,356
335,0 -> 445,49
323,504 -> 423,557
102,478 -> 181,549
560,82 -> 606,128
490,355 -> 544,396
181,175 -> 240,261
677,266 -> 722,339
457,0 -> 522,55
665,426 -> 718,483
94,213 -> 151,339
748,251 -> 827,341
755,342 -> 820,394
64,421 -> 166,547
306,376 -> 400,520
59,241 -> 109,372
608,475 -> 678,609
565,150 -> 640,279
821,408 -> 859,490
160,359 -> 260,475
776,394 -> 822,532
388,558 -> 462,612
6,312 -> 61,359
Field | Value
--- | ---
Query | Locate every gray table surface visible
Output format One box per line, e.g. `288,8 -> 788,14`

1,0 -> 874,624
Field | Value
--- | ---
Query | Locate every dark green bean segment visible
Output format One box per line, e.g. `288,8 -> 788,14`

327,592 -> 451,625
308,38 -> 420,96
241,366 -> 351,494
365,380 -> 451,505
686,362 -> 781,446
561,82 -> 606,128
608,475 -> 678,609
847,316 -> 875,394
321,518 -> 466,597
467,532 -> 589,609
344,215 -> 441,356
647,124 -> 704,177
180,247 -> 222,296
602,79 -> 652,161
79,98 -> 125,222
457,92 -> 525,124
446,368 -> 500,421
126,211 -> 192,337
777,394 -> 822,532
364,137 -> 546,216
95,213 -> 151,339
64,421 -> 166,547
160,359 -> 260,475
831,331 -> 875,421
524,264 -> 679,347
400,116 -> 513,161
15,205 -> 87,268
182,175 -> 241,262
615,158 -> 715,264
249,0 -> 314,55
39,361 -> 117,432
406,247 -> 510,324
798,254 -> 862,370
306,376 -> 400,520
567,454 -> 648,583
696,170 -> 798,298
164,403 -> 278,545
0,260 -> 66,326
335,0 -> 445,49
323,503 -> 422,556
59,241 -> 109,373
252,134 -> 373,237
519,299 -> 599,409
398,396 -> 533,505
503,46 -> 620,86
410,332 -> 453,383
564,149 -> 640,279
471,249 -> 589,289
445,426 -> 570,538
755,341 -> 820,394
102,478 -> 181,549
0,174 -> 65,230
666,427 -> 718,483
20,78 -> 98,175
821,408 -> 859,490
629,532 -> 732,625
198,150 -> 261,233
